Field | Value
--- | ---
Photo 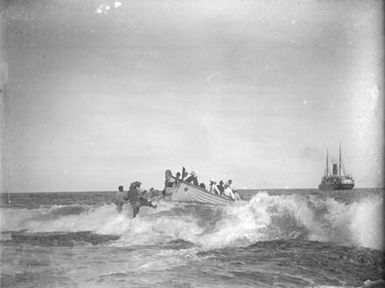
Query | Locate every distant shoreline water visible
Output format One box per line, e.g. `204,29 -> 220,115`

1,187 -> 383,194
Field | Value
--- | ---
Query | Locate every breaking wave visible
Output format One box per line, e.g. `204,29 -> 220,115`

1,192 -> 383,250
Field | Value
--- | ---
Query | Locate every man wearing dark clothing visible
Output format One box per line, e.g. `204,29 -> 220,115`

175,172 -> 181,184
128,181 -> 157,218
217,181 -> 225,195
185,171 -> 199,186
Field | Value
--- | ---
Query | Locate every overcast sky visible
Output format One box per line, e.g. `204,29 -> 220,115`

1,0 -> 383,192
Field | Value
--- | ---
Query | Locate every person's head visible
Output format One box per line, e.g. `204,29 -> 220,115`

118,185 -> 124,192
130,181 -> 142,189
176,172 -> 181,177
219,180 -> 223,185
210,178 -> 216,185
228,179 -> 232,185
191,171 -> 196,176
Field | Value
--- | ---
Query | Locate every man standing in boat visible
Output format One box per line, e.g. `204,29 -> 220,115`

185,171 -> 199,186
223,183 -> 235,200
163,170 -> 181,196
217,180 -> 225,195
226,179 -> 241,200
209,179 -> 220,195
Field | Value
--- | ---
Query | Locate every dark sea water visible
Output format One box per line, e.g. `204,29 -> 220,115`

1,188 -> 384,288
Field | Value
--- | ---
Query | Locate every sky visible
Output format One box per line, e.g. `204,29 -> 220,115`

0,0 -> 383,192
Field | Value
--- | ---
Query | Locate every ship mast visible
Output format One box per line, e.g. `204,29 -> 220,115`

338,143 -> 342,176
325,149 -> 329,177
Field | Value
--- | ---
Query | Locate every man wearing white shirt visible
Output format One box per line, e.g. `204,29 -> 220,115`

209,179 -> 220,195
223,184 -> 235,200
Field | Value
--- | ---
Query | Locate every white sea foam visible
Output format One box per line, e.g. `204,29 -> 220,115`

325,195 -> 384,250
1,192 -> 383,250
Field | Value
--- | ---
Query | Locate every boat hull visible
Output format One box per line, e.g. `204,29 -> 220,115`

171,181 -> 233,205
318,182 -> 354,190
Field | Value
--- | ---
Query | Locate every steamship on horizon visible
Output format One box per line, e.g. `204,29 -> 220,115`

318,145 -> 354,190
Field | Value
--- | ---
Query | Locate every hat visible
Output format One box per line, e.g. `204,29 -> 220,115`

130,181 -> 142,189
210,178 -> 216,183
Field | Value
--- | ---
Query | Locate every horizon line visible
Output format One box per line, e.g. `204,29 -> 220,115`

1,187 -> 383,194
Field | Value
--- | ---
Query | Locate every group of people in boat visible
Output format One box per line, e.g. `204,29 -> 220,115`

207,178 -> 241,200
115,181 -> 157,218
165,169 -> 241,201
116,169 -> 242,217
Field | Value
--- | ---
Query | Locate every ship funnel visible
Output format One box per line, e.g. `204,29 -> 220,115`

332,164 -> 338,175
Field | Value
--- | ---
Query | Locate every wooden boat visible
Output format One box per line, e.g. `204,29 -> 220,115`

170,181 -> 233,205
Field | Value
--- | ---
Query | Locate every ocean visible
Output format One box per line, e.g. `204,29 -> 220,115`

0,188 -> 383,288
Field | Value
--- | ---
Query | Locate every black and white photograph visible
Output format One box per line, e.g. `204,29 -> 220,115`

0,0 -> 384,287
